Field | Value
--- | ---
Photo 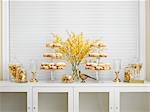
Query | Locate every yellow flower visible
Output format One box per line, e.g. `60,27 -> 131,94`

52,32 -> 98,65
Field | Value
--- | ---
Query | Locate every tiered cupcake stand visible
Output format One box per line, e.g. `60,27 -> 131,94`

85,41 -> 111,82
41,42 -> 66,80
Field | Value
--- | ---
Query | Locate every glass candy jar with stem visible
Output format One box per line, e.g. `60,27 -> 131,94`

129,57 -> 142,80
113,59 -> 121,83
30,59 -> 38,82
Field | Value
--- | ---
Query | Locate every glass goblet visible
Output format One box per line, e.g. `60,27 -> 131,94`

30,59 -> 38,82
113,59 -> 121,83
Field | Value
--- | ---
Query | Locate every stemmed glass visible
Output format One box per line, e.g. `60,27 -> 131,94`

113,59 -> 121,83
30,59 -> 38,82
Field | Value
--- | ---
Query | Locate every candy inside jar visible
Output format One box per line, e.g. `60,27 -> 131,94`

124,67 -> 131,82
9,63 -> 28,83
129,63 -> 142,80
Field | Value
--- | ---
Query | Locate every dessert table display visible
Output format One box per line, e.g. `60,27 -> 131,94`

5,33 -> 147,112
8,32 -> 144,84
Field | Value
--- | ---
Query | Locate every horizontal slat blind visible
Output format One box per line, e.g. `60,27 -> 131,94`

10,1 -> 139,80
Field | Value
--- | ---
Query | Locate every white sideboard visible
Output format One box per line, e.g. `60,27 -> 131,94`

0,81 -> 150,112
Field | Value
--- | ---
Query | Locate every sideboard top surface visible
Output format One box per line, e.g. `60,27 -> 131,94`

0,81 -> 150,87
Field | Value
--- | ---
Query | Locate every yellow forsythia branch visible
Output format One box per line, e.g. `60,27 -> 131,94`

52,32 -> 98,65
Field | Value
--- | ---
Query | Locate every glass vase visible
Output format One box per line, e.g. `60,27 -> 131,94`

72,64 -> 80,80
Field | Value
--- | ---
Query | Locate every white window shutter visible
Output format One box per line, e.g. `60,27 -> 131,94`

10,1 -> 139,80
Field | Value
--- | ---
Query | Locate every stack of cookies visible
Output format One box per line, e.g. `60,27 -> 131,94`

91,42 -> 107,47
43,53 -> 63,59
41,62 -> 66,70
85,63 -> 111,70
88,53 -> 107,58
